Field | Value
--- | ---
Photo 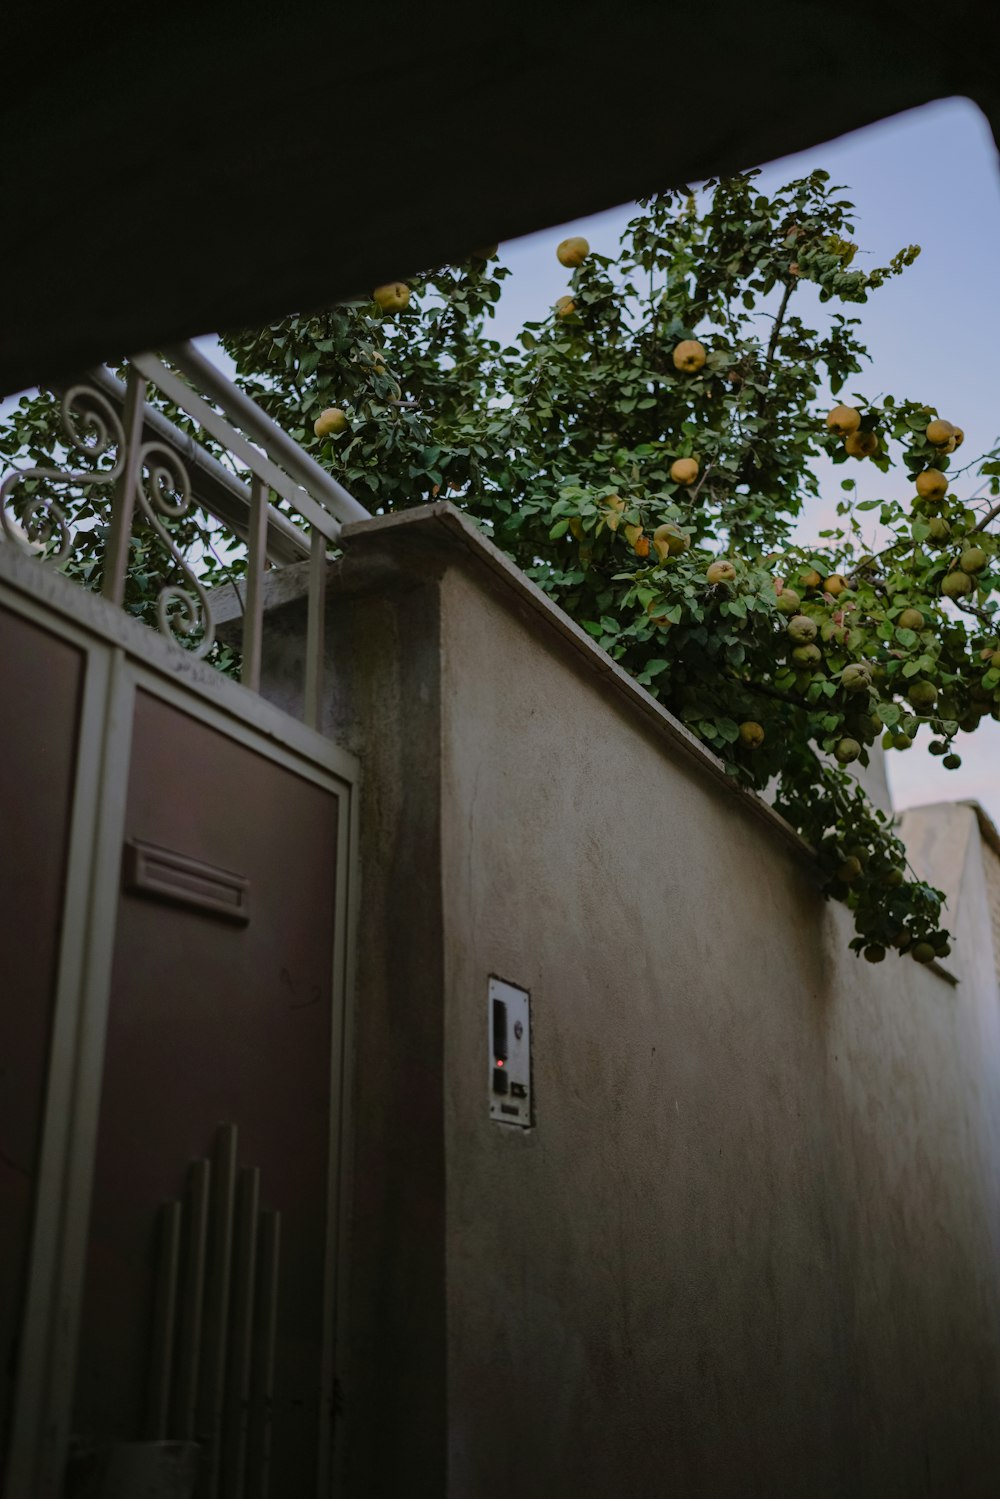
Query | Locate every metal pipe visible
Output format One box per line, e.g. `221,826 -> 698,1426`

199,1125 -> 239,1497
165,341 -> 370,527
249,1211 -> 281,1499
145,1200 -> 182,1439
224,1166 -> 260,1499
174,1158 -> 211,1440
304,527 -> 327,731
242,481 -> 268,694
131,353 -> 341,544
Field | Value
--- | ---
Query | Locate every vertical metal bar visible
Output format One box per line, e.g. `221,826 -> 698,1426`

145,1200 -> 183,1439
241,480 -> 269,694
3,646 -> 135,1499
328,779 -> 359,1499
174,1158 -> 211,1440
198,1125 -> 238,1496
304,529 -> 326,730
248,1211 -> 281,1499
102,366 -> 147,607
223,1167 -> 259,1499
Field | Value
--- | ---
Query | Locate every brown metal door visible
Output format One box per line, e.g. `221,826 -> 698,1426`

0,607 -> 85,1473
72,687 -> 339,1495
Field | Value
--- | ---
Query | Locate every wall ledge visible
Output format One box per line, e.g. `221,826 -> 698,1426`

337,504 -> 816,864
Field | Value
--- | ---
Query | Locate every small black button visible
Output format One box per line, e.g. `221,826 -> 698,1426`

492,1066 -> 508,1095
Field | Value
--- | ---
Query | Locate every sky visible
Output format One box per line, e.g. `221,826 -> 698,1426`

481,97 -> 1000,827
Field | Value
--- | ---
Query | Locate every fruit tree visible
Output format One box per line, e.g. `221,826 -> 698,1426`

5,170 -> 1000,962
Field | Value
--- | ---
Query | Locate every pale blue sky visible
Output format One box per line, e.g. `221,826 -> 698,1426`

488,97 -> 1000,826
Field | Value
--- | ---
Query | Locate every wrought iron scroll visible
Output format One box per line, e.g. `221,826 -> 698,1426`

135,442 -> 216,658
0,385 -> 126,559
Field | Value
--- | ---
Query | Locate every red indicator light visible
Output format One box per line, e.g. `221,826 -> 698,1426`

495,1058 -> 504,1067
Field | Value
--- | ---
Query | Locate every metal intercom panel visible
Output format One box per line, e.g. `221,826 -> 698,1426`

488,977 -> 531,1127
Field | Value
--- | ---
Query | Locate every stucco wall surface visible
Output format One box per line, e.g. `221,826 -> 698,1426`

250,505 -> 1000,1497
434,555 -> 1000,1498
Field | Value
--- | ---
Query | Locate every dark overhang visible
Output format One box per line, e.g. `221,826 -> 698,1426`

2,0 -> 996,395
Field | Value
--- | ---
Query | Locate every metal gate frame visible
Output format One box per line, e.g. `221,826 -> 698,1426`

0,541 -> 360,1499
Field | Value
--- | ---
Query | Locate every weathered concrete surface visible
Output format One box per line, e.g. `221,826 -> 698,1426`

251,554 -> 450,1497
255,504 -> 1000,1498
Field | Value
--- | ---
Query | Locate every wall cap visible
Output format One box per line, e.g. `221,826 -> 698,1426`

339,503 -> 815,863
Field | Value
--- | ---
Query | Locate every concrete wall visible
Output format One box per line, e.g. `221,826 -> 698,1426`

251,505 -> 1000,1498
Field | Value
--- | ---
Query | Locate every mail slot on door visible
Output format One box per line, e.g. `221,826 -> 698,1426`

488,977 -> 531,1127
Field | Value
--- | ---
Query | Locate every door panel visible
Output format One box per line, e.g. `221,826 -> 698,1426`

73,688 -> 339,1495
0,606 -> 84,1469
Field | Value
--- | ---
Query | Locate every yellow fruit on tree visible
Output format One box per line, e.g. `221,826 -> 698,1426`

823,574 -> 848,596
738,721 -> 765,749
840,663 -> 872,693
653,522 -> 690,560
555,295 -> 576,319
672,339 -> 707,373
624,522 -> 643,548
952,426 -> 965,448
845,430 -> 879,458
313,407 -> 349,438
799,567 -> 822,589
557,236 -> 589,268
925,418 -> 955,447
471,244 -> 499,260
897,608 -> 925,631
670,457 -> 699,486
908,680 -> 937,711
706,560 -> 736,585
634,534 -> 651,559
835,738 -> 861,765
602,494 -> 626,531
826,405 -> 861,436
787,614 -> 818,644
960,546 -> 988,574
916,469 -> 947,501
792,643 -> 822,667
942,571 -> 973,598
372,282 -> 410,314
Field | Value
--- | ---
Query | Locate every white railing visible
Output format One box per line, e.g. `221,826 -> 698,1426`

0,343 -> 370,728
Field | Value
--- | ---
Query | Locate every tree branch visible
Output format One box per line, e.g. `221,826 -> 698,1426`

762,278 -> 796,387
689,462 -> 715,502
955,597 -> 996,627
725,670 -> 805,710
970,498 -> 1000,535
